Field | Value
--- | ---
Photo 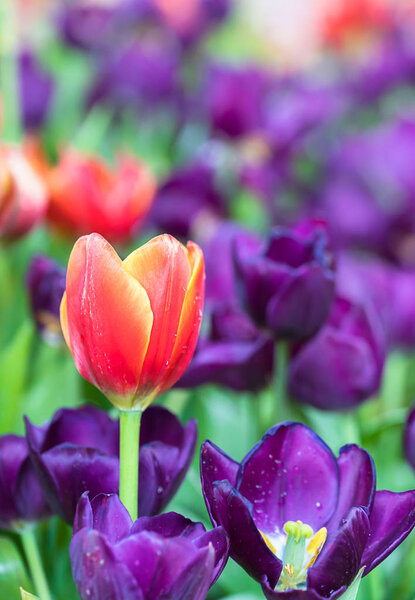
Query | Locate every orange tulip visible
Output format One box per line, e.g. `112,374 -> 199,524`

0,145 -> 48,239
47,150 -> 156,244
60,232 -> 205,410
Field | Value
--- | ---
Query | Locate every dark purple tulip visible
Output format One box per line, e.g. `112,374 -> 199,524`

203,63 -> 271,138
404,405 -> 415,471
178,304 -> 273,391
25,405 -> 196,524
19,50 -> 54,131
88,38 -> 181,110
70,492 -> 229,600
201,421 -> 415,599
26,255 -> 66,345
234,226 -> 335,341
0,434 -> 52,529
289,296 -> 385,411
151,160 -> 226,238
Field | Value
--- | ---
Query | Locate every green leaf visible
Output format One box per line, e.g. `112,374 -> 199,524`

338,567 -> 365,600
0,536 -> 31,600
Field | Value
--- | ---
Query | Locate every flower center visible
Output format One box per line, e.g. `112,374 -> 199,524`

260,520 -> 327,590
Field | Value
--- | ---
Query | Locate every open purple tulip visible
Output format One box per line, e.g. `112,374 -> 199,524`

0,434 -> 52,529
25,405 -> 196,524
289,296 -> 386,410
70,492 -> 229,600
234,226 -> 335,341
26,255 -> 66,345
201,421 -> 415,599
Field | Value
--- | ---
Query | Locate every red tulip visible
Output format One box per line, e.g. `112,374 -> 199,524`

60,233 -> 205,410
0,145 -> 48,239
47,150 -> 156,244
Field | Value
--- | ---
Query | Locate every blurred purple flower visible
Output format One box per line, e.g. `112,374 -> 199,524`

289,296 -> 386,410
70,492 -> 229,600
0,434 -> 52,529
234,226 -> 335,340
404,405 -> 415,472
26,255 -> 66,345
19,50 -> 54,131
88,38 -> 181,110
201,421 -> 415,598
203,63 -> 271,138
151,160 -> 226,238
25,405 -> 196,524
56,2 -> 117,51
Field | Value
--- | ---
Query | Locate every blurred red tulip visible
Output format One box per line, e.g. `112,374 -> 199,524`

47,151 -> 156,244
60,232 -> 205,410
0,145 -> 48,239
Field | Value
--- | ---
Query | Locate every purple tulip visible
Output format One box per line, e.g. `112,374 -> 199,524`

0,434 -> 52,529
70,492 -> 229,600
151,161 -> 226,238
19,50 -> 54,131
203,63 -> 271,138
404,405 -> 415,472
201,421 -> 415,598
56,2 -> 117,51
178,304 -> 273,391
25,405 -> 196,524
26,255 -> 66,345
88,38 -> 181,110
234,226 -> 335,341
289,296 -> 386,410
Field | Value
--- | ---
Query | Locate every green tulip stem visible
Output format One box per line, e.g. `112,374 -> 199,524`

119,410 -> 142,521
0,0 -> 22,143
20,528 -> 52,600
273,340 -> 289,424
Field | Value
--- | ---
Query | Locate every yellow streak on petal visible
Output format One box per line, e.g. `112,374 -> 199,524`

59,292 -> 72,351
306,527 -> 327,569
259,530 -> 277,555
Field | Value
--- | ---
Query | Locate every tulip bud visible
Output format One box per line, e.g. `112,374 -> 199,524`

0,145 -> 48,239
60,232 -> 205,410
47,150 -> 156,244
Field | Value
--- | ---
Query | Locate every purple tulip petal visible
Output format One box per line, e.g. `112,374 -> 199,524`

192,526 -> 230,585
308,507 -> 370,596
0,435 -> 29,526
39,406 -> 119,456
161,545 -> 215,600
14,457 -> 52,522
90,494 -> 132,543
200,440 -> 239,526
361,489 -> 415,574
266,265 -> 334,340
29,445 -> 119,524
131,511 -> 206,540
237,422 -> 338,533
115,532 -> 162,597
73,492 -> 93,534
212,480 -> 282,587
70,529 -> 142,600
262,577 -> 330,600
326,445 -> 375,532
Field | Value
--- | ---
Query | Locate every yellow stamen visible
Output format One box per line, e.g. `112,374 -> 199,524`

306,527 -> 327,569
259,530 -> 276,554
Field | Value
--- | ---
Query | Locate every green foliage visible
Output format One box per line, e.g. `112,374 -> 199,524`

0,536 -> 31,600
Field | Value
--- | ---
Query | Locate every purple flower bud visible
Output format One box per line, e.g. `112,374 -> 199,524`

289,296 -> 386,410
201,422 -> 415,598
151,161 -> 226,238
57,2 -> 117,51
404,405 -> 415,471
0,434 -> 52,529
70,493 -> 229,600
26,255 -> 66,345
25,405 -> 196,524
19,50 -> 54,131
234,226 -> 335,341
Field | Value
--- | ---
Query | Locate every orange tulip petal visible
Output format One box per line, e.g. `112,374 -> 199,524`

64,233 -> 153,402
157,240 -> 205,395
123,234 -> 192,396
59,292 -> 72,352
